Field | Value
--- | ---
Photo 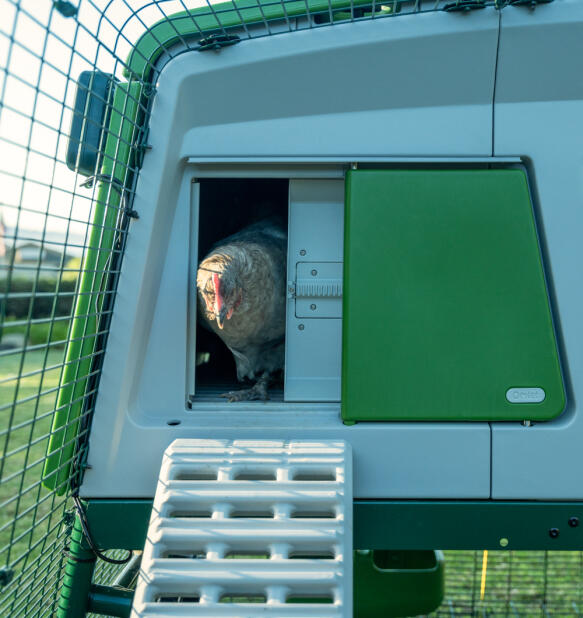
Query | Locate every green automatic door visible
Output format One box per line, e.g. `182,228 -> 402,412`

342,169 -> 564,422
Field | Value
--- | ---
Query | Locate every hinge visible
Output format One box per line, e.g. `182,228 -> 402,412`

197,34 -> 241,52
443,0 -> 486,11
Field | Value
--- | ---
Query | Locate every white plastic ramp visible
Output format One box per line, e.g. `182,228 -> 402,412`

131,439 -> 352,617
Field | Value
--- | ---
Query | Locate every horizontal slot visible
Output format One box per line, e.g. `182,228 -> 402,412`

163,550 -> 206,559
168,510 -> 213,518
230,509 -> 274,518
292,470 -> 336,482
225,551 -> 270,559
290,509 -> 336,519
289,550 -> 335,559
174,470 -> 218,481
286,594 -> 334,604
220,594 -> 267,604
155,595 -> 200,603
372,549 -> 438,570
233,470 -> 276,481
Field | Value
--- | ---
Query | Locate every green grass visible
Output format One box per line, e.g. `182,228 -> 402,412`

436,550 -> 583,616
0,348 -> 68,576
1,319 -> 71,347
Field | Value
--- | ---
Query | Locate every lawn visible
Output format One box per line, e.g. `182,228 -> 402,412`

0,347 -> 68,578
436,549 -> 583,616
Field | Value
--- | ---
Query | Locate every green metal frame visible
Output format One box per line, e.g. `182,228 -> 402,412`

56,500 -> 583,617
43,83 -> 143,494
57,515 -> 96,618
83,499 -> 583,552
87,586 -> 133,618
354,501 -> 583,550
124,0 -> 386,80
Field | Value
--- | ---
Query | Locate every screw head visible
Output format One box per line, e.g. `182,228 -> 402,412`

310,304 -> 316,310
298,324 -> 304,331
311,269 -> 317,276
549,528 -> 560,538
499,538 -> 509,548
299,249 -> 306,256
569,517 -> 579,528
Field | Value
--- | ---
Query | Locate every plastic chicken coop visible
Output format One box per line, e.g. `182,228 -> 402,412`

1,0 -> 583,616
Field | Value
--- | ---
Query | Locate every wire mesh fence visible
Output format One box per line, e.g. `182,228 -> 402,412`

432,551 -> 583,617
85,549 -> 583,617
1,0 -> 582,616
0,0 -> 149,614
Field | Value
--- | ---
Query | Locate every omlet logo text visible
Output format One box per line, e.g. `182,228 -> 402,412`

506,388 -> 546,404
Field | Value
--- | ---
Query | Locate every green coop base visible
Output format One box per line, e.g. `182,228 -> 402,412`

354,550 -> 445,617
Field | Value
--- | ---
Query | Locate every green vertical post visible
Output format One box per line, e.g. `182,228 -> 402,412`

88,585 -> 134,617
57,515 -> 96,618
43,82 -> 142,494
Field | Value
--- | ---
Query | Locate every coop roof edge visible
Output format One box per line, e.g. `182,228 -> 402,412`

123,0 -> 506,81
124,0 -> 380,79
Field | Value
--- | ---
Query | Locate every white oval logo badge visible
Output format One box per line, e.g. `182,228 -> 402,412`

506,387 -> 546,404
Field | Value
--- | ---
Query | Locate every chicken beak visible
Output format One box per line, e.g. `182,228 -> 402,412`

217,306 -> 228,330
212,273 -> 225,328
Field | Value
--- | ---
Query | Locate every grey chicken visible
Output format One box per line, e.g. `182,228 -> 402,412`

196,218 -> 287,401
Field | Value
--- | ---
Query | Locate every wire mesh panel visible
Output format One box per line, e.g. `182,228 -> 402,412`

87,549 -> 583,617
0,0 -> 579,617
0,1 -> 152,615
430,551 -> 583,617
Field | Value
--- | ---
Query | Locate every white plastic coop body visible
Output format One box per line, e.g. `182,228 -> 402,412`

81,3 -> 583,503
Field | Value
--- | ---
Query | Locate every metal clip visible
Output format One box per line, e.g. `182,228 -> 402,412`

63,510 -> 76,528
443,0 -> 486,11
0,568 -> 14,589
53,1 -> 78,18
133,127 -> 152,169
197,34 -> 241,52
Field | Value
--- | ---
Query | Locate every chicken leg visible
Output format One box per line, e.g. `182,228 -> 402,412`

221,371 -> 271,402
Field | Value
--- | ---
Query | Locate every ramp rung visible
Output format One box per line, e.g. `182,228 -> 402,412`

131,439 -> 352,617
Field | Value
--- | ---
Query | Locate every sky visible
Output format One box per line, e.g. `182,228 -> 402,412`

0,0 -> 208,257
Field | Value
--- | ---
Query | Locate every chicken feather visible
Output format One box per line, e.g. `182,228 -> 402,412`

196,218 -> 287,401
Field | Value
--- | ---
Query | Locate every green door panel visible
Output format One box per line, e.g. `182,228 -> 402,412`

342,169 -> 564,422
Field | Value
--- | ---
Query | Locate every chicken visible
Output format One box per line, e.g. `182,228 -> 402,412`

196,218 -> 287,401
